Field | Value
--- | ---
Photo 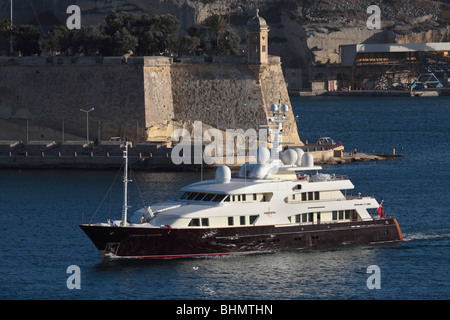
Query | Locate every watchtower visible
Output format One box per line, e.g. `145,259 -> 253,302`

245,9 -> 269,64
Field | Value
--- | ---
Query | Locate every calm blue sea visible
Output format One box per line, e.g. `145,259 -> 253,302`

1,96 -> 449,300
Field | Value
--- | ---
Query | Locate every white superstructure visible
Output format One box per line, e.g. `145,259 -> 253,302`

127,104 -> 382,230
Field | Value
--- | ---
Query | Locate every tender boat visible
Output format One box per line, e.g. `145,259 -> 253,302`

80,104 -> 402,259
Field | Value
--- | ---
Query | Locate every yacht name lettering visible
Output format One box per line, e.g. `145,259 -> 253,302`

176,304 -> 210,317
264,208 -> 276,217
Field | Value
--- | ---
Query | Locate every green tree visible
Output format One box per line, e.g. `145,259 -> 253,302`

180,35 -> 201,55
101,11 -> 181,56
205,15 -> 228,54
104,11 -> 131,36
0,19 -> 13,55
128,14 -> 152,55
0,19 -> 12,38
43,25 -> 68,55
74,26 -> 104,55
149,14 -> 181,55
101,27 -> 137,56
218,29 -> 241,55
44,25 -> 104,56
13,25 -> 41,56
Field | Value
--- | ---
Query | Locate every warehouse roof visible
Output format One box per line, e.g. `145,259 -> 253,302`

340,42 -> 450,66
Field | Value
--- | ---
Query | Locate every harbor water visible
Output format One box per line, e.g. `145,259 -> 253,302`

1,96 -> 449,300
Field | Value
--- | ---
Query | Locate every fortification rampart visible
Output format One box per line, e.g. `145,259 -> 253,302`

0,55 -> 301,145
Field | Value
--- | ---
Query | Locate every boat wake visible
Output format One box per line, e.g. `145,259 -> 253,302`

402,229 -> 450,242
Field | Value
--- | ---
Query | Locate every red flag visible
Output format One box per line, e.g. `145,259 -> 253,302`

376,200 -> 385,218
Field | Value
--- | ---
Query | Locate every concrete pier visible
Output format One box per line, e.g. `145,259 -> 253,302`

0,140 -> 402,170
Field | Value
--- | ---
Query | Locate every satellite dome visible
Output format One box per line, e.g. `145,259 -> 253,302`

270,104 -> 278,112
280,149 -> 298,165
301,153 -> 314,167
294,148 -> 304,166
281,104 -> 289,112
256,146 -> 271,164
216,165 -> 231,184
249,163 -> 272,179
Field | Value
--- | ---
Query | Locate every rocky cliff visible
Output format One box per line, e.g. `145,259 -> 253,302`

1,0 -> 449,67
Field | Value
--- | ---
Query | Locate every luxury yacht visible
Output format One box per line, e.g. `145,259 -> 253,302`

80,104 -> 402,259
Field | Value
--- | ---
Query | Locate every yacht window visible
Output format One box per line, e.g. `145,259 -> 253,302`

201,218 -> 209,227
203,193 -> 215,201
212,194 -> 226,202
293,184 -> 302,190
301,213 -> 307,223
228,217 -> 234,226
295,214 -> 300,223
317,213 -> 321,223
180,192 -> 190,200
240,216 -> 246,225
308,212 -> 314,222
194,193 -> 207,201
345,210 -> 350,219
314,191 -> 320,200
308,192 -> 314,201
249,215 -> 258,225
302,193 -> 307,201
188,218 -> 200,226
253,194 -> 257,201
223,195 -> 230,202
187,193 -> 198,200
339,210 -> 344,220
332,211 -> 338,220
242,194 -> 246,201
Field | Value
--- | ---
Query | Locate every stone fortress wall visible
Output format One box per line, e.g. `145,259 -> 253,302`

0,55 -> 301,145
0,11 -> 301,146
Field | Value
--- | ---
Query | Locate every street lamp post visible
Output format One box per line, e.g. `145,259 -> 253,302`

80,108 -> 94,144
10,0 -> 13,55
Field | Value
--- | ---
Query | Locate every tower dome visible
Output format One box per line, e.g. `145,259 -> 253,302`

246,9 -> 268,28
245,9 -> 269,64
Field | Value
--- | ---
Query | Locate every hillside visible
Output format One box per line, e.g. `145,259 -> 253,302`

1,0 -> 449,67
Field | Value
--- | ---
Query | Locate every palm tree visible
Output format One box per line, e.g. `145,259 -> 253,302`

205,15 -> 227,55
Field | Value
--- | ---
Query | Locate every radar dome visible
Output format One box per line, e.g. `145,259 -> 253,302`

256,147 -> 271,164
249,163 -> 272,179
301,152 -> 314,167
294,148 -> 304,166
281,104 -> 289,112
280,149 -> 298,165
215,165 -> 231,184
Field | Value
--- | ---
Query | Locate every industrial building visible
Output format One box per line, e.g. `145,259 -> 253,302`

339,42 -> 450,91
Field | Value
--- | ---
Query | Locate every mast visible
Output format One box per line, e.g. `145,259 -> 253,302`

269,103 -> 289,158
121,141 -> 131,226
